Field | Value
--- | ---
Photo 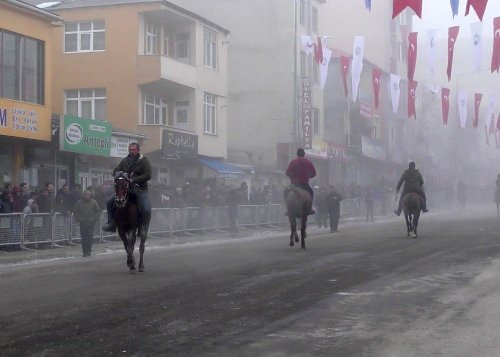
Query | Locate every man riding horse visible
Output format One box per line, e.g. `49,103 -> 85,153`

394,161 -> 428,216
285,148 -> 316,215
102,142 -> 152,237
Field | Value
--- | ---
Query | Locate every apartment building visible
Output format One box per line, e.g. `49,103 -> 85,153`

26,0 -> 231,188
167,0 -> 327,188
0,0 -> 61,187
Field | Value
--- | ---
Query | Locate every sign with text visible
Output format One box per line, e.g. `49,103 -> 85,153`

161,129 -> 198,159
0,100 -> 51,141
300,79 -> 312,150
60,115 -> 112,156
110,136 -> 133,158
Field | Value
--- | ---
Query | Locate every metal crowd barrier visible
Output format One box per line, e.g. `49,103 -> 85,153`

0,200 -> 374,251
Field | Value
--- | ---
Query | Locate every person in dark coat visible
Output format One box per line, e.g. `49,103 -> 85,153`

35,189 -> 53,213
364,186 -> 375,223
326,185 -> 343,233
55,184 -> 72,214
394,162 -> 428,216
102,142 -> 152,238
73,189 -> 101,257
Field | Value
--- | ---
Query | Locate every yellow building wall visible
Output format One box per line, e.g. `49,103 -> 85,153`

0,3 -> 55,142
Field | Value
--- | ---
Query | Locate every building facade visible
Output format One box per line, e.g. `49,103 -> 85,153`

0,0 -> 61,188
27,0 -> 232,189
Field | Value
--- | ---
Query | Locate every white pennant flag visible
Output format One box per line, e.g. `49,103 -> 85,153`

427,29 -> 438,76
389,74 -> 401,113
301,35 -> 314,56
487,94 -> 496,128
351,36 -> 364,102
470,22 -> 483,73
320,47 -> 332,90
458,91 -> 468,128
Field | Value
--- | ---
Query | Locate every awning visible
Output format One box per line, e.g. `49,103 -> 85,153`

199,158 -> 245,179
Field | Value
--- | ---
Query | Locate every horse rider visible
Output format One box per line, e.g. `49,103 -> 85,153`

394,161 -> 428,216
102,142 -> 152,237
285,148 -> 316,215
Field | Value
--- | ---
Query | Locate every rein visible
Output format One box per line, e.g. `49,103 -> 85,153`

115,177 -> 130,208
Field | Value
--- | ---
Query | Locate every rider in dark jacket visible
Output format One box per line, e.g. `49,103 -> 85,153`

394,162 -> 428,216
102,142 -> 152,237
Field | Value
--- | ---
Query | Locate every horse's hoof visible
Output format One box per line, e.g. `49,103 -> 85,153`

290,241 -> 294,246
139,266 -> 145,272
129,267 -> 136,274
301,244 -> 306,249
295,237 -> 299,243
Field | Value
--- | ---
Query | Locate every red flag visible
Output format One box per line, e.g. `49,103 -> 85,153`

407,32 -> 418,80
372,68 -> 382,109
447,26 -> 460,81
492,17 -> 500,73
314,37 -> 323,64
408,80 -> 417,119
340,56 -> 350,98
442,87 -> 450,125
393,0 -> 422,19
465,0 -> 489,21
474,93 -> 482,128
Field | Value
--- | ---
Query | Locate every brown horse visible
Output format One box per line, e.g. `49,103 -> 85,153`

114,172 -> 145,273
402,192 -> 423,238
284,185 -> 312,249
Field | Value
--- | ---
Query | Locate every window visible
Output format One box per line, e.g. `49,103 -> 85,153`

203,92 -> 216,134
0,30 -> 44,104
145,23 -> 158,55
299,0 -> 306,25
175,100 -> 189,126
65,88 -> 107,120
373,115 -> 381,140
204,28 -> 217,69
312,7 -> 319,33
175,33 -> 189,60
142,93 -> 167,125
64,20 -> 105,53
313,108 -> 320,134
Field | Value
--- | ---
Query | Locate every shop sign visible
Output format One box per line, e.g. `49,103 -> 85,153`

60,115 -> 112,157
110,136 -> 133,158
306,138 -> 328,159
361,135 -> 386,161
0,103 -> 50,141
300,79 -> 313,150
161,129 -> 198,159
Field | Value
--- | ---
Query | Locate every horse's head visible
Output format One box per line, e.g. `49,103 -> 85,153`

114,171 -> 130,208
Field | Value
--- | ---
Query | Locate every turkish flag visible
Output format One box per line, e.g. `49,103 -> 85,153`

408,80 -> 418,119
407,32 -> 418,81
465,0 -> 489,21
492,17 -> 500,73
474,93 -> 482,128
372,68 -> 382,109
314,37 -> 323,64
442,87 -> 450,125
340,56 -> 350,98
393,0 -> 422,19
447,26 -> 460,81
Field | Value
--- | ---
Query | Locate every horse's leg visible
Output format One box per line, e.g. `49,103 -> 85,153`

128,231 -> 137,273
289,216 -> 296,246
404,214 -> 411,236
301,216 -> 307,249
138,235 -> 146,272
413,213 -> 419,238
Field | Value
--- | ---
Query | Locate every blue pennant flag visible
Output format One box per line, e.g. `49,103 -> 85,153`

450,0 -> 459,18
365,0 -> 371,11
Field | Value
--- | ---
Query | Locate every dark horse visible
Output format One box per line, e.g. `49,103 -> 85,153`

402,192 -> 423,238
284,185 -> 311,249
114,172 -> 146,273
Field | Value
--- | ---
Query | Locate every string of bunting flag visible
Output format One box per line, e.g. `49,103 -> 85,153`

301,0 -> 500,146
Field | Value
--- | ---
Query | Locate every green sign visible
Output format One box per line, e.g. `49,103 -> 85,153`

60,115 -> 112,156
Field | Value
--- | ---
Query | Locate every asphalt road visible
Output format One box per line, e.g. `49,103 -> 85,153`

2,205 -> 500,356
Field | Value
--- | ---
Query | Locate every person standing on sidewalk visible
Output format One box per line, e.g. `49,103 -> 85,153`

73,189 -> 101,257
326,185 -> 343,233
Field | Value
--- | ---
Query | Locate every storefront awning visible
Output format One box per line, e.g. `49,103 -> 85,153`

199,158 -> 245,179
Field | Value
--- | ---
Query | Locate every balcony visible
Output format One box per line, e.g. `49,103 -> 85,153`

137,55 -> 196,89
